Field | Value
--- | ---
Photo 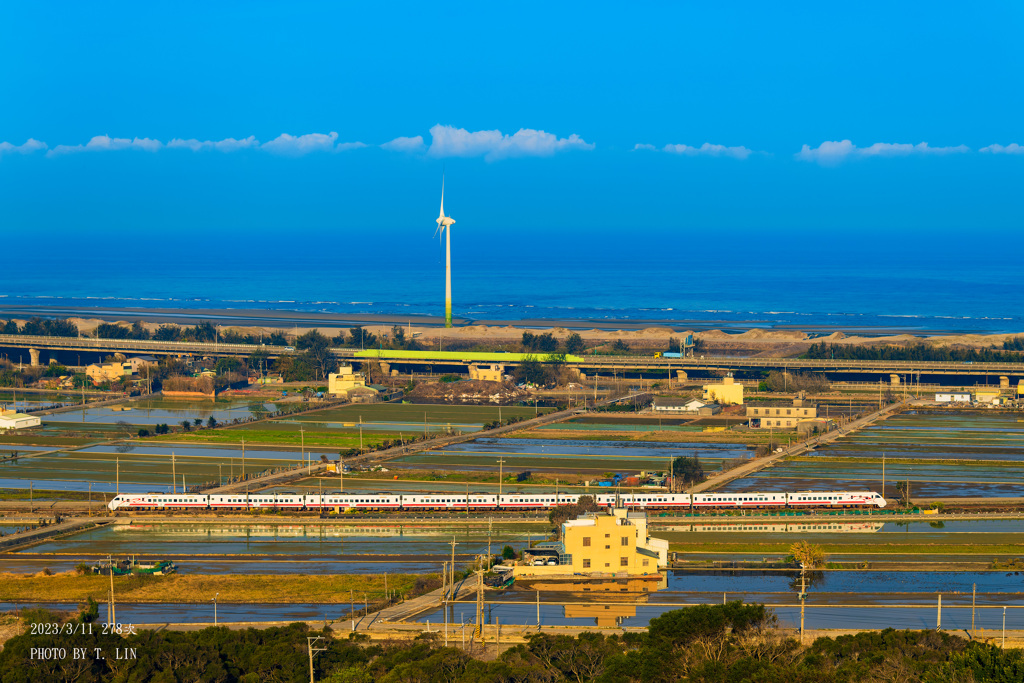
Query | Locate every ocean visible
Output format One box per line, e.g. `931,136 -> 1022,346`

2,257 -> 1021,335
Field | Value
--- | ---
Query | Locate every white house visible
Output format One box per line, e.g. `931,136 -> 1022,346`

0,410 -> 42,430
935,391 -> 971,403
653,398 -> 707,413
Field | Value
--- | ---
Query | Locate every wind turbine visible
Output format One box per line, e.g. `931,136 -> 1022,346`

435,175 -> 456,328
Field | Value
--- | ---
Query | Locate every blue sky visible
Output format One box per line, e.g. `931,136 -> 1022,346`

2,2 -> 1022,260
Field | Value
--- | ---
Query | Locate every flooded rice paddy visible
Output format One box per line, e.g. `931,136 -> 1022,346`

395,438 -> 751,475
41,398 -> 281,427
721,409 -> 1024,498
261,404 -> 550,436
0,443 -> 310,493
21,522 -> 536,563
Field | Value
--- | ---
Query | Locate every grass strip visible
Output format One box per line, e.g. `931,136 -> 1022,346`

143,430 -> 404,449
0,572 -> 423,603
668,542 -> 1024,555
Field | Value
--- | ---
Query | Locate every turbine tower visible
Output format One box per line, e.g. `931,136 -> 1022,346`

435,176 -> 456,328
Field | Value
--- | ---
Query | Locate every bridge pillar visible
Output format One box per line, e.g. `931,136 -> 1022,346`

28,348 -> 40,367
890,374 -> 900,386
1000,376 -> 1010,390
380,362 -> 390,376
676,370 -> 687,381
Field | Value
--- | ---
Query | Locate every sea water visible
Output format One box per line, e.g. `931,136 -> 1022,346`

2,257 -> 1022,334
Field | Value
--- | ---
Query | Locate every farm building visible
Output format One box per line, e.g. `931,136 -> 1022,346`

0,410 -> 41,430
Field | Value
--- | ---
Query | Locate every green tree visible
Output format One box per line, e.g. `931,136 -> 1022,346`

296,329 -> 336,378
95,322 -> 130,339
214,356 -> 242,374
1,320 -> 18,334
564,332 -> 585,355
671,455 -> 704,490
129,320 -> 150,340
789,540 -> 827,568
207,416 -> 218,428
612,339 -> 630,352
348,326 -> 377,349
153,324 -> 182,341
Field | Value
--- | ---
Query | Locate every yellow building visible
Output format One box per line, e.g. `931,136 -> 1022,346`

746,399 -> 818,429
702,374 -> 744,405
86,362 -> 129,384
516,508 -> 667,578
328,366 -> 367,397
975,389 -> 1002,404
468,364 -> 505,382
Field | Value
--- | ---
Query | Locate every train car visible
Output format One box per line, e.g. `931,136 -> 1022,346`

304,493 -> 403,510
275,493 -> 305,509
209,494 -> 255,510
617,493 -> 692,508
108,494 -> 210,510
692,492 -> 788,509
405,494 -> 500,510
498,493 -> 580,509
787,491 -> 885,508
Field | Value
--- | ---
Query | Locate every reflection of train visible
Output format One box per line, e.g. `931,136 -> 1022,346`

666,522 -> 886,533
108,490 -> 885,511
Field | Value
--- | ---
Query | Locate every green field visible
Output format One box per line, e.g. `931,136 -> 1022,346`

147,429 -> 401,449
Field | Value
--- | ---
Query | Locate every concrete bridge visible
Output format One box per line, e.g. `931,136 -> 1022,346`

2,333 -> 1022,381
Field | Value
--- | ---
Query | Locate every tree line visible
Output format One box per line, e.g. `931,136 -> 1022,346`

2,603 -> 1021,682
804,341 -> 1024,363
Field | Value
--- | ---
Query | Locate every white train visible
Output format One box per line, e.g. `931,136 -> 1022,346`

107,490 -> 885,511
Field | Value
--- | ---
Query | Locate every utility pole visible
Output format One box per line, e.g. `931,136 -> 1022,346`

116,457 -> 119,496
241,438 -> 246,481
972,583 -> 976,636
171,452 -> 176,494
307,636 -> 326,683
799,564 -> 807,644
937,594 -> 941,630
109,555 -> 116,627
449,537 -> 457,599
300,426 -> 305,467
881,452 -> 885,498
497,457 -> 506,499
1003,606 -> 1007,648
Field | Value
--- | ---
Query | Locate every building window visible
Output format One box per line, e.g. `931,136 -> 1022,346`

621,537 -> 629,546
786,409 -> 791,415
583,559 -> 591,568
604,533 -> 610,538
642,559 -> 649,567
604,562 -> 610,568
620,557 -> 629,567
583,537 -> 591,547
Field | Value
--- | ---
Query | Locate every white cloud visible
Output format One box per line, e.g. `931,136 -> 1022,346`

796,139 -> 970,165
48,135 -> 163,156
427,124 -> 594,161
335,141 -> 368,152
261,132 -> 340,155
167,136 -> 260,152
630,141 -> 753,158
0,139 -> 47,156
980,143 -> 1024,155
381,135 -> 426,153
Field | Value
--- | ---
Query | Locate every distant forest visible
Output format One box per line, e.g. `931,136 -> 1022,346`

804,341 -> 1024,363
